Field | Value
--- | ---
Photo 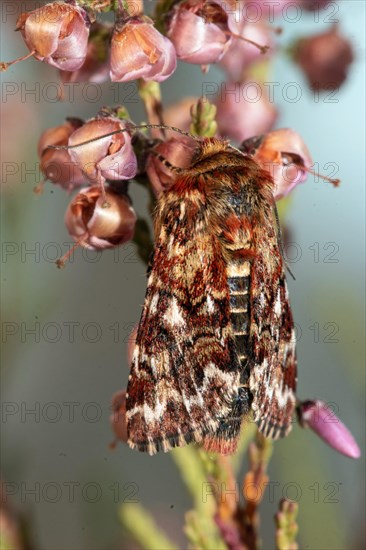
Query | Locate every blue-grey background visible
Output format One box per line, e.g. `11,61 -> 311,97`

1,1 -> 365,548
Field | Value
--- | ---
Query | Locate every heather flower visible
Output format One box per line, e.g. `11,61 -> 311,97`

7,2 -> 90,72
146,137 -> 196,196
67,115 -> 137,202
60,22 -> 112,84
36,118 -> 85,193
166,0 -> 232,64
216,83 -> 278,143
297,400 -> 361,459
58,186 -> 137,266
110,16 -> 176,82
248,128 -> 313,200
245,127 -> 340,199
293,23 -> 354,91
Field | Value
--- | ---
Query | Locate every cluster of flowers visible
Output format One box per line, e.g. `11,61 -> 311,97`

2,0 -> 359,457
38,103 -> 338,267
2,0 -> 353,91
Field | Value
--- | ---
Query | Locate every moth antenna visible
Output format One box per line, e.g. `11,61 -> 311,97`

47,124 -> 201,151
227,143 -> 245,155
56,241 -> 81,269
273,202 -> 296,281
148,149 -> 185,174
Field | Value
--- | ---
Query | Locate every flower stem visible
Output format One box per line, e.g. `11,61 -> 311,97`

138,80 -> 165,139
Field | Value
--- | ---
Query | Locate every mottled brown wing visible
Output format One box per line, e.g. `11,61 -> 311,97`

126,199 -> 240,454
249,211 -> 297,439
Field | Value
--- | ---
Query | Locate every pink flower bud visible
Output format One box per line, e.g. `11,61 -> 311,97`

60,22 -> 112,84
167,1 -> 232,64
297,400 -> 361,459
110,390 -> 128,446
293,23 -> 354,91
248,128 -> 313,200
216,82 -> 278,143
58,186 -> 137,267
15,2 -> 90,71
110,16 -> 177,82
220,22 -> 274,81
146,136 -> 196,196
36,118 -> 85,193
67,116 -> 137,189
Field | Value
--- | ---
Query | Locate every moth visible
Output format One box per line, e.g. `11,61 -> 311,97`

126,136 -> 297,455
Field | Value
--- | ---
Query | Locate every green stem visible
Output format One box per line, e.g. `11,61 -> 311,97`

119,504 -> 178,550
138,80 -> 165,139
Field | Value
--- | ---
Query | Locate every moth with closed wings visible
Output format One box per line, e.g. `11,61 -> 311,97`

126,136 -> 297,455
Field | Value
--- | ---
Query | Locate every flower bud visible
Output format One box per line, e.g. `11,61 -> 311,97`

60,22 -> 112,84
297,400 -> 360,459
167,0 -> 232,64
146,137 -> 196,196
110,390 -> 128,446
216,82 -> 278,143
15,2 -> 90,71
36,118 -> 85,193
248,128 -> 313,200
293,23 -> 354,91
58,186 -> 137,267
67,116 -> 137,202
110,16 -> 176,82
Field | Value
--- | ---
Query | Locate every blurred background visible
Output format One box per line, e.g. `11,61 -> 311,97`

1,1 -> 365,549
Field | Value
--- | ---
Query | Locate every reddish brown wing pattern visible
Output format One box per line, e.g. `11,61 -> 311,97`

249,207 -> 297,439
127,137 -> 297,454
126,178 -> 240,455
